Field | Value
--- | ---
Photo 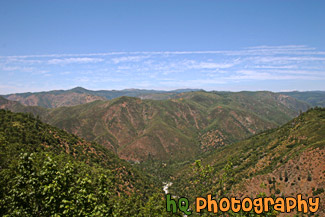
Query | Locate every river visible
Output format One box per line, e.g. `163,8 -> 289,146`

163,182 -> 188,217
163,182 -> 172,194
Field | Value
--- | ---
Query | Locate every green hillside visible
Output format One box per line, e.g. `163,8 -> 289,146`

0,100 -> 323,216
169,108 -> 325,216
0,91 -> 310,162
44,91 -> 308,162
0,109 -> 177,216
279,91 -> 325,107
0,96 -> 47,117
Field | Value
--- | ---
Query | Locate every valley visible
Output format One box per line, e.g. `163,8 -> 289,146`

2,1 -> 324,215
0,90 -> 310,162
0,88 -> 324,216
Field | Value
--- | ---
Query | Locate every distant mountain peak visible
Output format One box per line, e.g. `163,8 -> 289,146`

70,86 -> 89,92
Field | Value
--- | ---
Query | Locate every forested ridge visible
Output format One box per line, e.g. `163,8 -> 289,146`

0,105 -> 324,216
0,91 -> 310,162
169,108 -> 325,216
0,109 -> 178,216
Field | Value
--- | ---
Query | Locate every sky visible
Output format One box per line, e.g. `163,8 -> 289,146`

0,0 -> 325,94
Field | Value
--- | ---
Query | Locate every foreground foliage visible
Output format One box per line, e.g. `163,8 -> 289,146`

0,109 -> 177,216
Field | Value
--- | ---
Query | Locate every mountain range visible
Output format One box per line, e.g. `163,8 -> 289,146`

3,87 -> 324,107
0,90 -> 310,162
2,87 -> 201,108
0,87 -> 324,216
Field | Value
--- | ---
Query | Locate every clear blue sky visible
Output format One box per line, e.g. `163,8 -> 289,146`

0,0 -> 325,94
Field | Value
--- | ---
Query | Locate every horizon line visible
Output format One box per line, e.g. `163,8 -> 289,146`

2,86 -> 325,95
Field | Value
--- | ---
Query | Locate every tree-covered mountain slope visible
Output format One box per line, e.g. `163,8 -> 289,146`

0,109 -> 176,216
279,91 -> 325,107
169,108 -> 325,216
0,96 -> 47,117
4,91 -> 106,108
0,91 -> 310,162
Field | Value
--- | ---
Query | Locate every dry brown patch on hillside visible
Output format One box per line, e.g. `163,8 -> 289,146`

232,147 -> 325,216
200,129 -> 226,151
